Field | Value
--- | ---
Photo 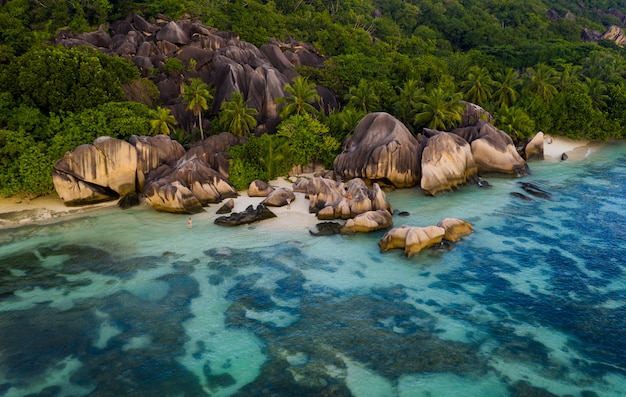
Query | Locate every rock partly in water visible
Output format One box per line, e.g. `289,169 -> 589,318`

419,130 -> 478,196
436,218 -> 474,242
524,131 -> 544,160
334,112 -> 421,188
216,198 -> 235,214
378,225 -> 446,258
214,204 -> 277,226
340,210 -> 393,234
309,222 -> 343,236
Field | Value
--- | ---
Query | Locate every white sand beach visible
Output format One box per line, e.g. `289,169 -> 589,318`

0,136 -> 605,229
543,135 -> 600,160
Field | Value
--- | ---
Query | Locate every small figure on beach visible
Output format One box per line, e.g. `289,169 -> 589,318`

286,198 -> 291,210
187,217 -> 193,229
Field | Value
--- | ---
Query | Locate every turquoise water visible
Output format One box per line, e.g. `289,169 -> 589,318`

1,143 -> 625,396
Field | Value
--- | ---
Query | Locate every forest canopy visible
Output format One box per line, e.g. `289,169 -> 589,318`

1,0 -> 626,197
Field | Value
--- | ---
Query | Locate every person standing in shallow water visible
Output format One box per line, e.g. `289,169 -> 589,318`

188,217 -> 192,229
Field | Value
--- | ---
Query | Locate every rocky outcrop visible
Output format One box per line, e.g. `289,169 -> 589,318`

460,101 -> 493,127
129,134 -> 186,191
185,132 -> 245,178
333,112 -> 422,189
52,137 -> 138,206
524,131 -> 544,160
248,180 -> 275,197
143,179 -> 204,214
378,225 -> 446,258
214,204 -> 276,226
340,210 -> 393,234
306,177 -> 392,220
452,121 -> 528,177
601,25 -> 626,46
53,15 -> 337,134
52,134 -> 239,214
419,130 -> 478,196
261,188 -> 296,207
144,156 -> 237,213
436,218 -> 474,242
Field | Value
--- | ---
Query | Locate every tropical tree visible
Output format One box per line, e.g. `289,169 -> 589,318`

181,78 -> 212,140
345,78 -> 380,113
495,106 -> 535,141
585,77 -> 609,111
148,106 -> 178,136
557,63 -> 582,90
492,68 -> 521,108
277,76 -> 320,120
218,91 -> 258,136
523,63 -> 559,101
414,87 -> 465,131
461,66 -> 494,105
393,79 -> 423,127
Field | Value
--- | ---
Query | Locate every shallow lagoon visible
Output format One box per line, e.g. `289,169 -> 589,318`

0,143 -> 625,396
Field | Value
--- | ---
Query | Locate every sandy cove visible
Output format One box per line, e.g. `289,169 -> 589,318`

0,136 -> 603,230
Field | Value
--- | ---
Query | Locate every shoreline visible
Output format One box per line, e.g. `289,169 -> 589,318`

0,136 -> 605,230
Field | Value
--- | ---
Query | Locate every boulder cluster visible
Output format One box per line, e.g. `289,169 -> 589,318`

379,218 -> 474,257
53,14 -> 335,133
52,133 -> 243,213
334,112 -> 530,195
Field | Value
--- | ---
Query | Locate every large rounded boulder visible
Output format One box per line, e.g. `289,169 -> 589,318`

419,130 -> 478,196
52,137 -> 138,205
334,112 -> 421,188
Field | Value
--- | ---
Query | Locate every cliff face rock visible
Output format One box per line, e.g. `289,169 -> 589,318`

601,25 -> 626,46
143,179 -> 203,214
419,130 -> 478,196
51,171 -> 118,206
334,112 -> 422,188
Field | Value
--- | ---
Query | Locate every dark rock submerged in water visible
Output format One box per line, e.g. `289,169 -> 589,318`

214,204 -> 276,226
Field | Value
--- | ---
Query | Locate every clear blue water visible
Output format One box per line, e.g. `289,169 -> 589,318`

1,143 -> 625,397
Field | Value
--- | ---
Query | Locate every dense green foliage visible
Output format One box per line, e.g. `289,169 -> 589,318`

2,0 -> 626,196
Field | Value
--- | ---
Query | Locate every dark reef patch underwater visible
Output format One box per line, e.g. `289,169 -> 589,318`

0,144 -> 625,396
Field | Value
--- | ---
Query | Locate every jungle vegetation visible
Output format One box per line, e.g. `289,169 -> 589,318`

2,0 -> 626,195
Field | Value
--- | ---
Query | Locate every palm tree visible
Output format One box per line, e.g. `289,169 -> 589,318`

523,63 -> 559,101
461,66 -> 494,105
393,79 -> 423,126
557,63 -> 582,90
585,77 -> 609,111
492,68 -> 521,108
414,87 -> 465,131
277,76 -> 320,120
148,106 -> 178,136
218,91 -> 259,136
181,78 -> 212,140
495,105 -> 535,140
345,79 -> 380,113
